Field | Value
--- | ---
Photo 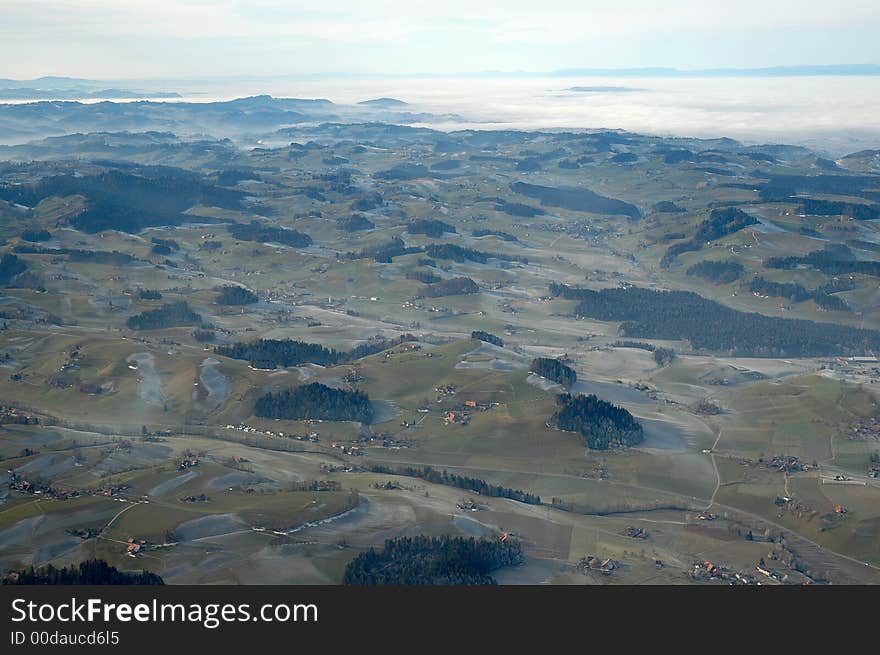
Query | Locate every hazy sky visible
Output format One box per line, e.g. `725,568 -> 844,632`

2,0 -> 879,80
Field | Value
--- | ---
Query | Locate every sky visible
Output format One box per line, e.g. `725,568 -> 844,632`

1,0 -> 879,80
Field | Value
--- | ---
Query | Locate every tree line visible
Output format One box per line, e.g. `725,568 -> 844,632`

21,228 -> 51,242
765,243 -> 880,278
137,289 -> 163,300
343,535 -> 524,585
0,169 -> 243,233
758,173 -> 880,204
510,181 -> 640,219
799,198 -> 879,220
554,393 -> 644,450
4,560 -> 163,585
150,237 -> 179,255
406,270 -> 441,284
344,239 -> 526,266
336,213 -> 375,232
345,236 -> 422,263
748,276 -> 849,311
216,285 -> 259,305
662,207 -> 757,267
407,218 -> 456,237
421,276 -> 479,297
686,259 -> 744,283
425,243 -> 527,264
228,220 -> 313,248
472,228 -> 518,242
471,330 -> 504,347
530,357 -> 576,388
367,465 -> 541,505
127,300 -> 204,330
550,282 -> 880,357
0,253 -> 26,285
14,244 -> 135,266
254,382 -> 374,423
216,334 -> 416,369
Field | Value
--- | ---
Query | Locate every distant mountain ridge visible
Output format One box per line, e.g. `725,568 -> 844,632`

551,64 -> 880,77
3,65 -> 879,90
0,76 -> 182,100
0,88 -> 182,100
0,76 -> 99,88
358,97 -> 408,107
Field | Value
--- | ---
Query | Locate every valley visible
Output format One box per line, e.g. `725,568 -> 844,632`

2,98 -> 880,584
